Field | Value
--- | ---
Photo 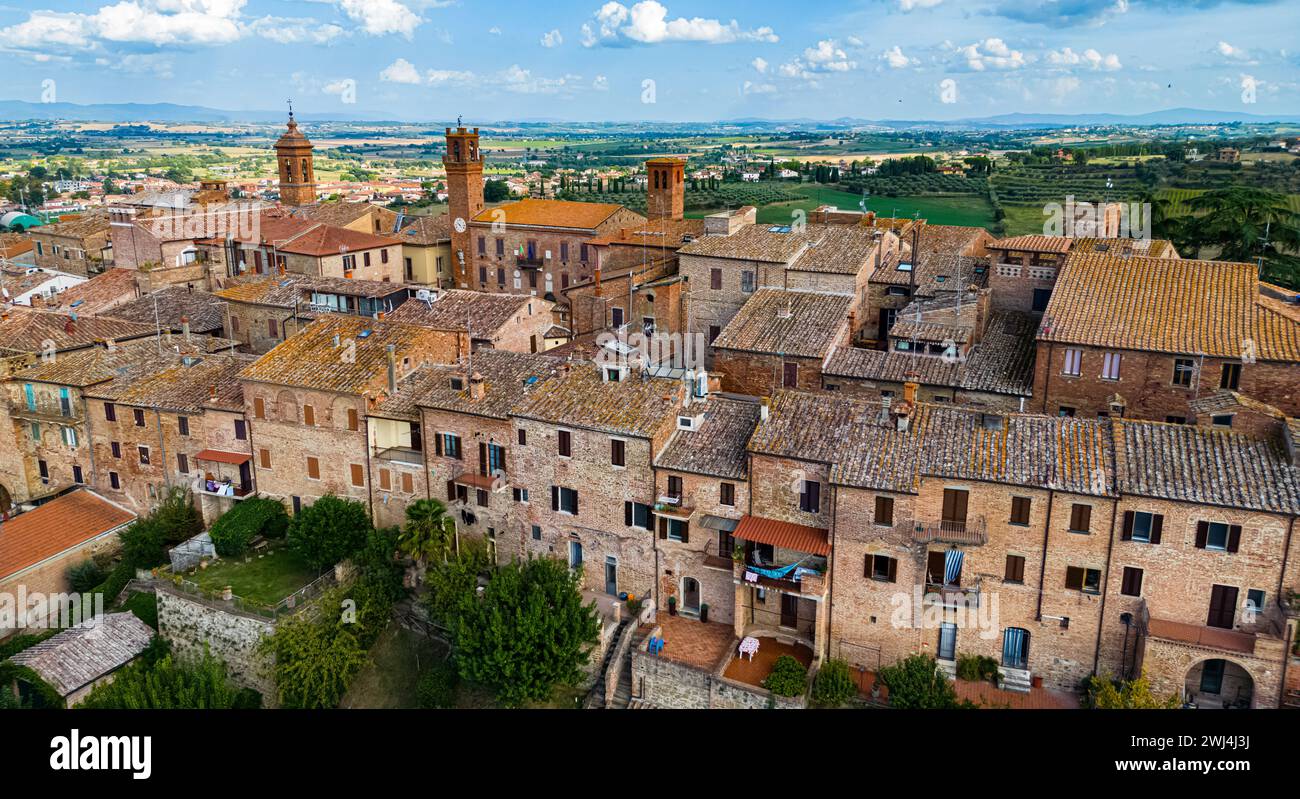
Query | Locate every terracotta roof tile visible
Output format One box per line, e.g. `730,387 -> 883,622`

655,397 -> 760,479
275,225 -> 399,257
373,349 -> 561,421
677,223 -> 814,263
84,353 -> 255,412
471,198 -> 633,230
712,289 -> 851,358
0,489 -> 135,581
514,361 -> 682,438
103,286 -> 226,333
47,268 -> 140,316
8,613 -> 154,697
396,212 -> 451,245
239,315 -> 462,394
0,306 -> 156,354
213,274 -> 405,307
988,234 -> 1073,254
1041,254 -> 1300,361
388,290 -> 552,340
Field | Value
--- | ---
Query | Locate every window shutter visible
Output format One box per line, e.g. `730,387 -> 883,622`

447,480 -> 456,501
1121,511 -> 1134,540
624,501 -> 633,527
886,557 -> 897,583
1195,521 -> 1209,549
1065,566 -> 1084,590
1150,515 -> 1163,544
572,491 -> 578,515
679,523 -> 688,544
551,486 -> 559,511
479,442 -> 488,476
1227,525 -> 1242,553
435,434 -> 443,456
658,517 -> 668,540
864,554 -> 872,578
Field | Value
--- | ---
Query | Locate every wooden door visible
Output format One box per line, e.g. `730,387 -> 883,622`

780,594 -> 798,628
941,488 -> 969,529
1207,585 -> 1238,629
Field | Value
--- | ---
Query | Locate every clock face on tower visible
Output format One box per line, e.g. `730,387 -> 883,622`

453,217 -> 467,233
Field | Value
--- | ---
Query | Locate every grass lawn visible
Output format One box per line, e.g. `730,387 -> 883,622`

341,624 -> 445,709
1001,203 -> 1052,236
184,547 -> 320,607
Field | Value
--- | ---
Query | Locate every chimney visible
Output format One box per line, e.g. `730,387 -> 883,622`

468,371 -> 485,401
903,375 -> 919,405
181,315 -> 190,341
386,344 -> 397,393
759,396 -> 770,421
209,385 -> 217,400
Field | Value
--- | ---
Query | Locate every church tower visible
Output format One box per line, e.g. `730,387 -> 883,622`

646,158 -> 685,220
443,124 -> 484,288
275,107 -> 316,207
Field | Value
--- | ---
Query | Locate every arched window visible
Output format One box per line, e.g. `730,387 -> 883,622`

302,158 -> 310,181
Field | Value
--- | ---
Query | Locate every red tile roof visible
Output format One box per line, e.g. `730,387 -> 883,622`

733,515 -> 830,556
276,224 -> 400,257
0,490 -> 135,581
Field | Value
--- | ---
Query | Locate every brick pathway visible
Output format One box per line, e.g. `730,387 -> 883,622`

650,614 -> 736,671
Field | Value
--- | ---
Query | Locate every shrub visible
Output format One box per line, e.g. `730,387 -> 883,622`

208,497 -> 289,557
151,486 -> 203,544
879,654 -> 979,709
417,659 -> 459,709
67,559 -> 107,594
119,518 -> 170,570
955,654 -> 1000,683
287,494 -> 373,571
811,659 -> 855,707
763,655 -> 809,698
76,647 -> 260,709
121,591 -> 158,629
90,560 -> 134,606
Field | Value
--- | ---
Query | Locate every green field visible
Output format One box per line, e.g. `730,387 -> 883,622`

722,185 -> 995,228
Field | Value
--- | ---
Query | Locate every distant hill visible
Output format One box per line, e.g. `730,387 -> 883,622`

1,99 -> 1298,129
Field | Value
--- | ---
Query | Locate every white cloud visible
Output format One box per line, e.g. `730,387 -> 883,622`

250,16 -> 344,44
1050,75 -> 1082,103
379,57 -> 424,84
751,56 -> 768,73
881,45 -> 917,69
581,1 -> 777,47
779,39 -> 856,79
425,69 -> 476,84
335,0 -> 421,39
1048,46 -> 1121,71
0,0 -> 247,52
540,28 -> 563,48
1216,40 -> 1256,63
593,74 -> 609,90
953,38 -> 1026,71
488,26 -> 501,35
897,0 -> 942,9
497,63 -> 582,94
742,80 -> 776,95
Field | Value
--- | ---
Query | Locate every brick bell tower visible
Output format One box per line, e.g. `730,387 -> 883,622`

275,105 -> 316,206
646,157 -> 685,220
443,123 -> 485,288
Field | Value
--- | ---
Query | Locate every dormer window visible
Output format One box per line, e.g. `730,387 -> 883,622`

450,377 -> 464,391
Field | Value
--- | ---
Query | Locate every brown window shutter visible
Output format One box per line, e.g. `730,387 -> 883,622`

1227,525 -> 1242,553
624,501 -> 633,527
551,485 -> 559,511
303,405 -> 314,426
1150,515 -> 1163,544
347,408 -> 359,431
479,442 -> 488,476
864,554 -> 872,578
254,397 -> 265,419
1065,566 -> 1084,590
1195,521 -> 1209,549
379,469 -> 390,490
401,472 -> 413,493
307,457 -> 319,479
886,557 -> 897,583
259,448 -> 271,469
1121,510 -> 1134,540
658,517 -> 668,540
926,551 -> 945,583
679,523 -> 688,544
435,434 -> 443,456
351,464 -> 364,487
447,480 -> 456,501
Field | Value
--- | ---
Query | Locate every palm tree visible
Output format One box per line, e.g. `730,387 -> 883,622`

1184,187 -> 1300,287
399,499 -> 457,565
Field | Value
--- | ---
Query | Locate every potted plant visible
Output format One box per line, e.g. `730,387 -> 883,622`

732,543 -> 745,563
871,679 -> 881,699
700,602 -> 709,623
668,595 -> 677,616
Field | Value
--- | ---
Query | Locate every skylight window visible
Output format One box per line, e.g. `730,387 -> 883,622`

897,261 -> 913,272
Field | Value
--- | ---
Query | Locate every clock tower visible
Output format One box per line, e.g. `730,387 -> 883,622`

443,124 -> 484,288
275,107 -> 316,207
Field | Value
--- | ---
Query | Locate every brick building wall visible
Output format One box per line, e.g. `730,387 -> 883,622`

713,349 -> 840,397
652,468 -> 748,626
282,246 -> 401,283
4,381 -> 89,502
224,302 -> 306,355
87,401 -> 194,514
1032,342 -> 1300,420
420,407 -> 516,563
31,229 -> 111,277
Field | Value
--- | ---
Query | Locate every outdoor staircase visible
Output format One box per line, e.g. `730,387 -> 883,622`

999,667 -> 1033,694
584,618 -> 632,709
610,659 -> 633,709
935,658 -> 957,681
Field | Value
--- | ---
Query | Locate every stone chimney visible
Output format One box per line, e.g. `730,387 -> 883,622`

902,375 -> 919,405
468,371 -> 485,401
181,315 -> 190,341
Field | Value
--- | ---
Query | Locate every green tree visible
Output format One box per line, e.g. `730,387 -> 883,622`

398,499 -> 457,565
1185,186 -> 1300,288
76,646 -> 259,709
287,494 -> 373,571
484,179 -> 510,202
1086,672 -> 1180,709
763,655 -> 809,698
261,610 -> 368,709
451,556 -> 600,706
423,542 -> 489,630
878,654 -> 976,709
811,658 -> 856,707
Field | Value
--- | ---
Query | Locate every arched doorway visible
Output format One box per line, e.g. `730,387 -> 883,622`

681,577 -> 701,614
1185,658 -> 1253,708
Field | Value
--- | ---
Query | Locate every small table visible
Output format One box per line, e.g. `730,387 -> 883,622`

739,636 -> 760,661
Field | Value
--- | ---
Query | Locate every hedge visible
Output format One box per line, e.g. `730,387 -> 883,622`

208,497 -> 289,557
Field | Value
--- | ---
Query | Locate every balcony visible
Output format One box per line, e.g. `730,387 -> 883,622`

911,516 -> 987,546
515,255 -> 546,269
923,579 -> 982,609
374,445 -> 423,466
9,397 -> 81,423
733,558 -> 828,598
653,497 -> 693,521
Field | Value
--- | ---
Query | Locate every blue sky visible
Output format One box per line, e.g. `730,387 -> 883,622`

0,0 -> 1297,121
